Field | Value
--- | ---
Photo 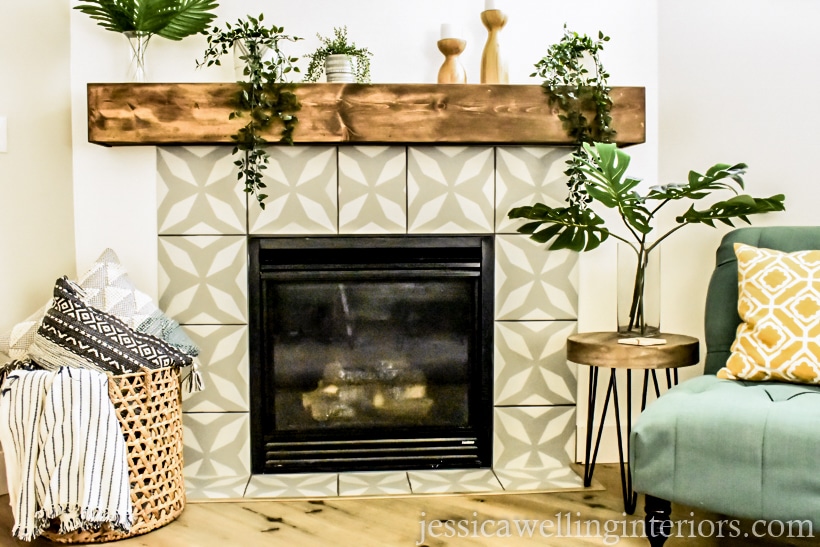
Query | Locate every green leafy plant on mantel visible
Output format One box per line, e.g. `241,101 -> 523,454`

303,26 -> 373,83
509,142 -> 786,335
74,0 -> 219,39
532,25 -> 614,206
198,14 -> 302,209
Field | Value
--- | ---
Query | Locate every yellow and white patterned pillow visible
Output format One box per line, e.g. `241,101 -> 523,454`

718,243 -> 820,384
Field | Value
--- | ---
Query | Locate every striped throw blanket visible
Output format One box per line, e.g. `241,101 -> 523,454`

0,367 -> 132,541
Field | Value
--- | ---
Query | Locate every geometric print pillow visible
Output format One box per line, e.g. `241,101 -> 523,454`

718,243 -> 820,384
27,276 -> 193,375
0,248 -> 198,359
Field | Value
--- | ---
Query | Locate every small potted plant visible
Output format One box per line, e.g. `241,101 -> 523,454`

74,0 -> 219,81
303,26 -> 373,83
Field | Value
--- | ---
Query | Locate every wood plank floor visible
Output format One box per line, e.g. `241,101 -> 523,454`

0,465 -> 815,546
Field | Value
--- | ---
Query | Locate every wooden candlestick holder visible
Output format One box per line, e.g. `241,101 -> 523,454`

437,38 -> 467,84
480,9 -> 509,84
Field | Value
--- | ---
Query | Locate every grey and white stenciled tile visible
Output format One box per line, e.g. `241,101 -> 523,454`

183,412 -> 250,478
182,324 -> 249,412
249,145 -> 338,234
185,475 -> 250,501
407,147 -> 494,234
339,146 -> 407,234
495,234 -> 579,320
493,406 -> 576,471
245,473 -> 338,498
407,469 -> 503,494
494,321 -> 577,406
157,146 -> 247,235
158,235 -> 247,324
493,466 -> 584,492
338,471 -> 412,496
495,147 -> 573,233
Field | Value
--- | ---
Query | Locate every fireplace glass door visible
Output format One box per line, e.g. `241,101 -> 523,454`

249,236 -> 493,473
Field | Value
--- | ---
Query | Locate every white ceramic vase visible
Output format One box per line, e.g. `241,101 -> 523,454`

324,54 -> 355,83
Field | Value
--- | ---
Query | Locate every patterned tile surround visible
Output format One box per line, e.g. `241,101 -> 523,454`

156,145 -> 582,499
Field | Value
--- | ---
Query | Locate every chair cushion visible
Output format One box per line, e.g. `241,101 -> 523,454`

631,375 -> 820,526
718,243 -> 820,385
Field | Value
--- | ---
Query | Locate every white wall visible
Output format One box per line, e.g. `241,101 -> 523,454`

0,1 -> 76,333
0,0 -> 77,497
657,1 -> 803,380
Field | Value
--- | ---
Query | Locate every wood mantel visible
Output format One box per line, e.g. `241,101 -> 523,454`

87,83 -> 645,146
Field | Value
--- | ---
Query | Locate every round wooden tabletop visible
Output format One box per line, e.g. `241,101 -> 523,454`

566,331 -> 700,370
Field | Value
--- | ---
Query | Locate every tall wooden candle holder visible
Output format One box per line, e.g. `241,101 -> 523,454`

437,38 -> 467,84
480,9 -> 509,84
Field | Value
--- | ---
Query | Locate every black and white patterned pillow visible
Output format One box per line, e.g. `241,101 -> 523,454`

27,277 -> 192,375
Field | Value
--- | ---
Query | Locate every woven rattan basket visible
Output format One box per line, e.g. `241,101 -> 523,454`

41,366 -> 186,543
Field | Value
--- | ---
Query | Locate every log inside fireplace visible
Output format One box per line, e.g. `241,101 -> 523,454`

248,235 -> 494,473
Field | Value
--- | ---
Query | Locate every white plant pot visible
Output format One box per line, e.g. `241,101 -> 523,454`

233,41 -> 283,81
324,54 -> 355,83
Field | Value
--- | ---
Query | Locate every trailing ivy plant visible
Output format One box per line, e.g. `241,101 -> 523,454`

532,25 -> 614,206
198,14 -> 301,209
303,26 -> 373,83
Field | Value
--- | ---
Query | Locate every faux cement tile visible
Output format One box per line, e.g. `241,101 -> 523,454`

407,469 -> 503,494
158,235 -> 248,324
157,146 -> 246,235
182,325 -> 249,412
495,146 -> 573,233
493,406 -> 576,470
493,467 -> 585,492
495,234 -> 578,320
245,473 -> 338,498
183,412 -> 250,478
407,147 -> 494,234
338,471 -> 412,496
185,475 -> 250,500
249,146 -> 338,234
494,321 -> 577,406
339,146 -> 407,234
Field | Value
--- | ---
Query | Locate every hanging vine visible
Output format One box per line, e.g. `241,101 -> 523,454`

532,25 -> 615,206
198,14 -> 302,208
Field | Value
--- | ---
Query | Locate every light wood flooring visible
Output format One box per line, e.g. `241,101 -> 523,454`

0,465 -> 815,546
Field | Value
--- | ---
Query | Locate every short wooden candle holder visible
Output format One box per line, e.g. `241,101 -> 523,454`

437,38 -> 467,84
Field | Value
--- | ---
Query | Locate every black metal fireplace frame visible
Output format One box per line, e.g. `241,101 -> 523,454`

248,235 -> 494,474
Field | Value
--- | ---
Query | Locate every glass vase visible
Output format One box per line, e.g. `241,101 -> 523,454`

124,31 -> 151,82
617,243 -> 660,337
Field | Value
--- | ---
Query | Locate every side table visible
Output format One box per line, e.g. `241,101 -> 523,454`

567,331 -> 699,514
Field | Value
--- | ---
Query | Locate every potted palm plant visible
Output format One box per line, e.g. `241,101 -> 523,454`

74,0 -> 219,82
509,142 -> 786,337
303,26 -> 373,83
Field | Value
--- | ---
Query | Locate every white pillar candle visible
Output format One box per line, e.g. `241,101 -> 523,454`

440,23 -> 461,40
485,0 -> 497,10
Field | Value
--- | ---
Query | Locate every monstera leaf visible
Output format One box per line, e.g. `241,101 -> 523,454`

508,141 -> 786,254
75,0 -> 218,40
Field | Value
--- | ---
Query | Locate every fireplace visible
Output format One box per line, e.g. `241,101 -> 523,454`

248,235 -> 494,474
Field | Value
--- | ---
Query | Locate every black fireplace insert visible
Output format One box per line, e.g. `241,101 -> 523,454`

248,235 -> 494,473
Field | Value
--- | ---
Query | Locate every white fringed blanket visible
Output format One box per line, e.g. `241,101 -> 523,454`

0,367 -> 132,541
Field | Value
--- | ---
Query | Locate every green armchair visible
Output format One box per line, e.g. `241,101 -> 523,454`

630,226 -> 820,545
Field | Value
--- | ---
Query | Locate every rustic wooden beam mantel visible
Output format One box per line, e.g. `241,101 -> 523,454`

87,83 -> 645,146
